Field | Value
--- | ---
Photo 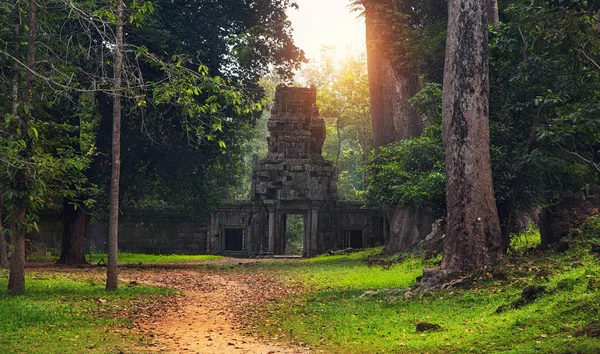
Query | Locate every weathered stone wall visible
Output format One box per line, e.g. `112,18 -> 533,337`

207,201 -> 255,255
335,202 -> 384,249
33,210 -> 208,255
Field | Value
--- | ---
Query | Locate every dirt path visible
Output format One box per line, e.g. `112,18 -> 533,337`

120,264 -> 312,354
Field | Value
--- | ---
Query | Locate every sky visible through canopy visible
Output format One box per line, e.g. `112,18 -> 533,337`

287,0 -> 366,62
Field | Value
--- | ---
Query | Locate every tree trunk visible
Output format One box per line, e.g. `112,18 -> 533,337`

9,0 -> 37,295
440,0 -> 504,273
3,16 -> 20,270
386,207 -> 435,251
365,1 -> 429,252
361,120 -> 368,190
8,204 -> 26,294
365,3 -> 398,149
488,0 -> 500,27
365,2 -> 423,148
0,197 -> 8,268
393,74 -> 423,140
57,201 -> 89,265
106,0 -> 124,291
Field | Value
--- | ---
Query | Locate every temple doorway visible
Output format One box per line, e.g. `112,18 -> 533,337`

283,214 -> 304,256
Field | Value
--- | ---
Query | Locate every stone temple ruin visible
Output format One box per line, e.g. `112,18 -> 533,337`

207,86 -> 383,257
35,86 -> 383,257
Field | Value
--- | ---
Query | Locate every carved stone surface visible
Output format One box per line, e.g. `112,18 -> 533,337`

252,86 -> 337,203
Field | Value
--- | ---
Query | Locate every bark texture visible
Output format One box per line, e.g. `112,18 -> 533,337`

57,201 -> 88,265
365,1 -> 431,253
488,0 -> 499,27
441,0 -> 503,273
106,0 -> 124,291
384,206 -> 435,252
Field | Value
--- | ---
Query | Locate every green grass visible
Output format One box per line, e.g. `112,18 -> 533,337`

88,252 -> 223,265
0,271 -> 175,354
290,249 -> 422,290
29,252 -> 223,264
252,231 -> 600,353
509,224 -> 542,254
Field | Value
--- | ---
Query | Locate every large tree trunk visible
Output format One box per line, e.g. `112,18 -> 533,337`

57,201 -> 89,265
106,0 -> 124,291
365,0 -> 430,253
9,0 -> 37,295
365,2 -> 423,146
385,207 -> 435,251
365,3 -> 399,148
440,0 -> 503,273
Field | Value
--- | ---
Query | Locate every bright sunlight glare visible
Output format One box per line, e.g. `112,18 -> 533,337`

287,0 -> 366,62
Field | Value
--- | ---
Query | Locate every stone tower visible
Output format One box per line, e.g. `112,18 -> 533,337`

251,86 -> 337,202
250,86 -> 338,256
207,86 -> 382,258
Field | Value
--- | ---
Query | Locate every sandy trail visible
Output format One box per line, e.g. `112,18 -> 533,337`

121,264 -> 311,354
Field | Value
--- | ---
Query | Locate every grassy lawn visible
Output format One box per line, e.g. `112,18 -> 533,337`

251,227 -> 600,353
88,253 -> 223,265
30,252 -> 223,264
0,270 -> 175,354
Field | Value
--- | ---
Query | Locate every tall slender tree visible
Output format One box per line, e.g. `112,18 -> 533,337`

7,0 -> 37,295
440,0 -> 503,273
106,0 -> 124,291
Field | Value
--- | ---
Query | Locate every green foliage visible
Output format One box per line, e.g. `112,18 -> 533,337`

113,0 -> 306,213
285,214 -> 304,256
508,224 -> 542,256
366,125 -> 445,212
487,0 -> 600,232
302,51 -> 372,200
408,82 -> 443,124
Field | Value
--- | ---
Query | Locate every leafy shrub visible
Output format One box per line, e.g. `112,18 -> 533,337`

366,125 -> 445,213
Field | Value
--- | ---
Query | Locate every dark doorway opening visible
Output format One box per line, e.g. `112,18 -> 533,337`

283,214 -> 304,255
345,229 -> 363,249
224,228 -> 244,251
